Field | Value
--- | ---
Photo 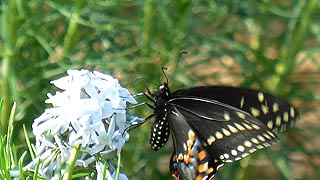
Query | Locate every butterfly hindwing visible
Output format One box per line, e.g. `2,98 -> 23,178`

170,98 -> 278,163
169,107 -> 224,180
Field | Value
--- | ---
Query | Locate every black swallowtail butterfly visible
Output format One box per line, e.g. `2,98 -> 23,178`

143,80 -> 299,180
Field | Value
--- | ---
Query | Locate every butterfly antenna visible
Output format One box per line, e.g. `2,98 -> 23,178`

161,66 -> 169,84
126,77 -> 158,89
168,50 -> 188,83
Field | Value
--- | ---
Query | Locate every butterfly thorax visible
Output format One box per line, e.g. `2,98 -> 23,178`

150,83 -> 172,150
154,83 -> 171,114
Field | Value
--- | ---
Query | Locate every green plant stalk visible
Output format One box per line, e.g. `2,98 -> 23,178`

270,0 -> 317,94
6,103 -> 16,168
0,102 -> 16,179
18,151 -> 27,180
0,58 -> 10,134
102,162 -> 108,179
62,144 -> 80,180
23,124 -> 35,160
33,158 -> 41,180
142,0 -> 155,56
0,136 -> 11,179
0,0 -> 19,134
236,157 -> 251,180
274,156 -> 295,180
64,13 -> 80,54
115,153 -> 121,180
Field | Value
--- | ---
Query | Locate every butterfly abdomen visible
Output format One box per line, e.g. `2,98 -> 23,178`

150,84 -> 172,150
150,116 -> 170,150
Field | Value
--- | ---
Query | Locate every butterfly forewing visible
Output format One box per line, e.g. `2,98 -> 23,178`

171,86 -> 299,132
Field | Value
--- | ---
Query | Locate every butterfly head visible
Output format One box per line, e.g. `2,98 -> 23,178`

159,82 -> 170,96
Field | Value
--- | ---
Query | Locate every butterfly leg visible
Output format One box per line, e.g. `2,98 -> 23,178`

123,111 -> 155,134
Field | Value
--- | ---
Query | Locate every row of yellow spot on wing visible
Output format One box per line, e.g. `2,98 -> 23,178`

241,93 -> 298,132
240,92 -> 264,108
203,118 -> 277,162
240,92 -> 278,118
206,121 -> 258,146
241,93 -> 282,118
217,130 -> 276,162
266,106 -> 297,130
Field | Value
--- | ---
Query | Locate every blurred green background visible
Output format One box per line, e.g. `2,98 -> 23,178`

1,0 -> 320,179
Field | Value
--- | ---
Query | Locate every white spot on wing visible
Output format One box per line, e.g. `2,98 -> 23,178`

227,124 -> 238,133
207,136 -> 216,145
250,107 -> 260,117
234,122 -> 245,131
267,120 -> 273,129
224,112 -> 231,121
251,137 -> 259,144
242,122 -> 253,130
222,128 -> 231,136
215,131 -> 223,139
275,116 -> 282,126
273,103 -> 279,112
257,135 -> 266,142
261,104 -> 269,114
258,92 -> 264,102
231,149 -> 238,156
237,145 -> 245,152
283,111 -> 289,122
244,140 -> 252,147
240,96 -> 245,108
236,112 -> 246,119
290,107 -> 295,118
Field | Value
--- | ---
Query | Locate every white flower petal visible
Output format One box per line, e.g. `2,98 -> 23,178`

93,71 -> 114,81
115,113 -> 126,132
120,88 -> 137,104
101,101 -> 115,118
107,115 -> 116,138
50,76 -> 72,90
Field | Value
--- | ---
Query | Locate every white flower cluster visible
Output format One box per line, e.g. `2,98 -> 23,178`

23,69 -> 138,179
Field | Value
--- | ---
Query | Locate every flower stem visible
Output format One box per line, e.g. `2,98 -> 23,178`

115,153 -> 121,180
142,0 -> 155,56
270,0 -> 317,94
62,144 -> 80,180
